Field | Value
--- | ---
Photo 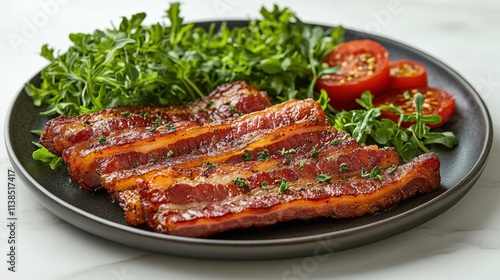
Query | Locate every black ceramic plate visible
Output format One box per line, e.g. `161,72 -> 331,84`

5,22 -> 493,260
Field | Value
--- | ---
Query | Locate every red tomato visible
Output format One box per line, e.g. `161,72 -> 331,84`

316,39 -> 390,110
388,60 -> 428,90
373,87 -> 455,129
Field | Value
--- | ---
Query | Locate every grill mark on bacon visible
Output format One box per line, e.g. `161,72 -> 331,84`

40,81 -> 272,155
64,98 -> 327,190
138,152 -> 439,237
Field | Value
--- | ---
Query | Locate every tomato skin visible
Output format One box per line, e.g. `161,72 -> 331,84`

316,39 -> 390,110
388,60 -> 428,90
373,87 -> 455,129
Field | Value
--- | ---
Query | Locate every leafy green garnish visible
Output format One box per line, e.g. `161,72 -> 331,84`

233,177 -> 249,189
242,150 -> 252,162
361,166 -> 384,180
316,174 -> 332,183
277,179 -> 290,195
98,135 -> 106,145
361,167 -> 369,178
369,166 -> 383,180
388,164 -> 398,174
329,91 -> 458,162
31,129 -> 43,136
297,161 -> 305,170
25,3 -> 343,117
339,162 -> 348,171
310,147 -> 320,158
280,148 -> 297,156
31,142 -> 63,170
257,149 -> 270,161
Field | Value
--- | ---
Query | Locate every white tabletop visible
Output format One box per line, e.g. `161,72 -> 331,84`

1,0 -> 499,279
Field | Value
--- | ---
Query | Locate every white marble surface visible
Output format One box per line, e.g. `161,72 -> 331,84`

1,0 -> 499,279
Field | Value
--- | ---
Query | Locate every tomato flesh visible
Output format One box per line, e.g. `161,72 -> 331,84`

373,87 -> 455,128
388,60 -> 428,90
316,39 -> 390,110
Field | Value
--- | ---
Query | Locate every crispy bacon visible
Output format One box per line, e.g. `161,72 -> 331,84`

113,127 -> 361,225
101,123 -> 337,193
64,98 -> 327,190
138,152 -> 439,237
101,99 -> 333,225
40,81 -> 272,155
38,81 -> 442,236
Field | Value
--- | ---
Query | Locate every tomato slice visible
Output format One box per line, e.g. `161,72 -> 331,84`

316,39 -> 390,110
388,60 -> 428,90
373,87 -> 455,129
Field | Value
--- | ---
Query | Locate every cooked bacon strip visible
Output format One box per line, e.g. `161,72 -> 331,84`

105,101 -> 336,225
40,81 -> 272,155
137,139 -> 400,216
138,152 -> 439,237
114,127 -> 362,225
116,189 -> 147,226
64,98 -> 326,190
102,124 -> 337,192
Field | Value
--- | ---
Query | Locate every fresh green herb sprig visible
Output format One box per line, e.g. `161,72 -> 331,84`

361,166 -> 382,180
257,149 -> 270,161
316,174 -> 332,183
327,91 -> 458,162
233,177 -> 249,189
31,142 -> 63,170
278,179 -> 290,195
25,3 -> 343,117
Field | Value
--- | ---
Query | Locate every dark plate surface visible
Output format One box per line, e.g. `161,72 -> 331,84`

5,21 -> 493,260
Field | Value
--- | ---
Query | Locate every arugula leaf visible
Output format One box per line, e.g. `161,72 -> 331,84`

351,108 -> 380,143
333,91 -> 458,162
424,131 -> 459,148
26,3 -> 344,117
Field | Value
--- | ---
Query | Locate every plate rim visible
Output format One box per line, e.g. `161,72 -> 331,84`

4,20 -> 494,259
